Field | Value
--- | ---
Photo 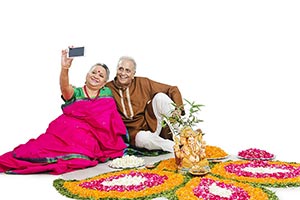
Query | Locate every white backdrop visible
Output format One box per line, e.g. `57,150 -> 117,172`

1,0 -> 300,199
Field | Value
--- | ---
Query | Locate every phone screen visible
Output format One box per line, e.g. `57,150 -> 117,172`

68,47 -> 85,57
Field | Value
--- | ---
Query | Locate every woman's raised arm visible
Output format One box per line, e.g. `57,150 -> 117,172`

60,48 -> 74,101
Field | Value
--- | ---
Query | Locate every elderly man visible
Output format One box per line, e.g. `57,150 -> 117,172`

106,56 -> 185,152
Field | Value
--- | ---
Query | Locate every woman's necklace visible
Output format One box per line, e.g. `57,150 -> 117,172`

84,85 -> 100,100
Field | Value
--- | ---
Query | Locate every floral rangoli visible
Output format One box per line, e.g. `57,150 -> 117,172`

176,175 -> 277,200
211,160 -> 300,187
155,157 -> 178,172
53,168 -> 188,200
53,158 -> 285,199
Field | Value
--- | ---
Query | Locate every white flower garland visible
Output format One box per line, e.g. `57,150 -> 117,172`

108,155 -> 145,169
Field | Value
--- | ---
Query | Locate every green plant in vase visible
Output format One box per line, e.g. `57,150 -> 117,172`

162,98 -> 204,136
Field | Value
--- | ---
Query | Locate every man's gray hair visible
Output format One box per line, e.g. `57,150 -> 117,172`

118,56 -> 137,72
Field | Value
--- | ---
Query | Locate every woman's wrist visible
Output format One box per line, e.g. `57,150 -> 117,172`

62,66 -> 70,70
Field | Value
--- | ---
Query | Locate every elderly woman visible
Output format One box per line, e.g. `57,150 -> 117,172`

0,48 -> 127,175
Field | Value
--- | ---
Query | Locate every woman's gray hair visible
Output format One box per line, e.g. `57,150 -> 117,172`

89,63 -> 110,81
118,56 -> 137,72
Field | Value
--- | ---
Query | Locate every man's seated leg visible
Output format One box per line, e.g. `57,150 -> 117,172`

152,92 -> 179,138
159,126 -> 173,140
135,130 -> 174,153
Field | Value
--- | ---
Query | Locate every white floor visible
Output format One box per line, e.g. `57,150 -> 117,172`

1,1 -> 300,199
61,153 -> 174,181
1,153 -> 300,200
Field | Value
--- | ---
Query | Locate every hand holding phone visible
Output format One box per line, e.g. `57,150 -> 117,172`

68,47 -> 85,57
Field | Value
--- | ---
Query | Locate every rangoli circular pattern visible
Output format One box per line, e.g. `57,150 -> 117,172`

211,160 -> 300,187
176,175 -> 277,200
53,169 -> 187,199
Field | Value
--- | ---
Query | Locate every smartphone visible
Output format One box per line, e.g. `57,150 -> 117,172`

68,47 -> 85,57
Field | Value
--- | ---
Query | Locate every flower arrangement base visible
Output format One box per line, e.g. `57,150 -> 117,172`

177,167 -> 189,175
177,158 -> 210,176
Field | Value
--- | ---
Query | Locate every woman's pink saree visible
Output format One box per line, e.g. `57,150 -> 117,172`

0,95 -> 127,174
